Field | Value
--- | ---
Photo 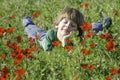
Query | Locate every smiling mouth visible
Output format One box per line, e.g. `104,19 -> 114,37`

63,29 -> 69,32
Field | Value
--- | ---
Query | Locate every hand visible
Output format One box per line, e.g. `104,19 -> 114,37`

62,32 -> 72,47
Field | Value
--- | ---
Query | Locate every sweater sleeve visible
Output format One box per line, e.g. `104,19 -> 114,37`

40,29 -> 57,51
41,39 -> 53,51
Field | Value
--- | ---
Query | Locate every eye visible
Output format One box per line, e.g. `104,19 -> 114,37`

63,21 -> 68,24
71,24 -> 74,27
71,23 -> 76,27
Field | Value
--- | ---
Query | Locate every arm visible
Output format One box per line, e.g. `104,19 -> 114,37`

40,29 -> 57,51
62,32 -> 71,47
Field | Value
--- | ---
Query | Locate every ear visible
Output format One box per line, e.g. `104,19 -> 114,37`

55,25 -> 58,29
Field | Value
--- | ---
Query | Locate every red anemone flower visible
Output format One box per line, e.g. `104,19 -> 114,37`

84,31 -> 93,39
66,39 -> 71,44
23,48 -> 31,55
5,27 -> 14,33
9,14 -> 15,19
14,59 -> 22,65
0,32 -> 3,37
27,55 -> 33,60
0,53 -> 6,60
80,22 -> 92,31
88,65 -> 94,70
32,11 -> 39,18
13,53 -> 25,65
52,40 -> 60,46
0,27 -> 5,32
114,10 -> 119,16
80,3 -> 90,8
105,75 -> 112,80
14,67 -> 25,75
14,67 -> 25,80
11,42 -> 19,50
80,64 -> 94,70
11,51 -> 17,58
80,64 -> 89,69
110,68 -> 119,75
64,46 -> 73,51
105,41 -> 115,52
0,27 -> 5,37
73,74 -> 78,80
6,41 -> 19,50
90,43 -> 96,48
79,40 -> 84,45
99,32 -> 113,41
0,66 -> 9,80
99,32 -> 108,39
16,36 -> 22,43
29,37 -> 34,46
30,45 -> 37,51
81,48 -> 90,55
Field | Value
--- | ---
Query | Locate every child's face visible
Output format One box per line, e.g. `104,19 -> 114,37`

55,18 -> 77,36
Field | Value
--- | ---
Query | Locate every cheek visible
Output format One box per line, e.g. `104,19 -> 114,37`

58,23 -> 64,27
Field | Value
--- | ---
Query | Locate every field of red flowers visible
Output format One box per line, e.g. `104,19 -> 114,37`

0,0 -> 120,80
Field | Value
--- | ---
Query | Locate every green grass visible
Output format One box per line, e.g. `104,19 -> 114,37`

0,0 -> 120,80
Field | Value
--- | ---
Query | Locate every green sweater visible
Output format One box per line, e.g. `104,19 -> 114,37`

39,28 -> 58,51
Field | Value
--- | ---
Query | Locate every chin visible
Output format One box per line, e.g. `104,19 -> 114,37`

61,30 -> 70,36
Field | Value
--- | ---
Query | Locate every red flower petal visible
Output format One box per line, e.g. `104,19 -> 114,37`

29,37 -> 35,46
32,11 -> 39,18
16,36 -> 22,43
1,66 -> 9,79
80,3 -> 90,8
0,53 -> 6,60
110,68 -> 119,75
52,40 -> 60,46
84,31 -> 93,39
105,41 -> 115,52
80,22 -> 92,31
0,27 -> 5,32
106,75 -> 112,80
81,48 -> 90,55
79,40 -> 84,45
90,43 -> 96,48
114,10 -> 119,16
80,64 -> 89,69
88,65 -> 94,70
5,27 -> 14,33
9,14 -> 15,19
64,46 -> 73,51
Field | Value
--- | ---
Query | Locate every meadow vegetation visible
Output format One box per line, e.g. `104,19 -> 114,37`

0,0 -> 120,80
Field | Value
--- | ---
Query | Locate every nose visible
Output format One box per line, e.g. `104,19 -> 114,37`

66,22 -> 71,28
